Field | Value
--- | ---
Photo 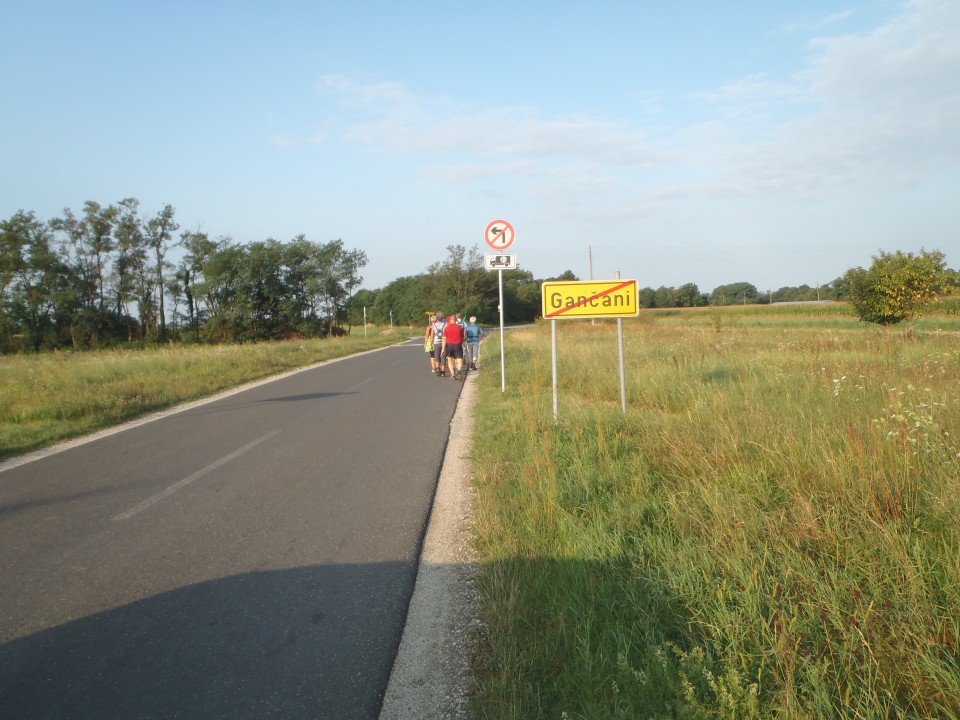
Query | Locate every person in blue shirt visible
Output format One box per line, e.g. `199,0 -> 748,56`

463,316 -> 484,371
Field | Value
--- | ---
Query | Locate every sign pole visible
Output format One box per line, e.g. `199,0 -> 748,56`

498,268 -> 506,392
484,219 -> 514,394
551,318 -> 558,419
616,271 -> 627,414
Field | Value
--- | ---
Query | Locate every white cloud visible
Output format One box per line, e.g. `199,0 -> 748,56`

314,0 -> 959,219
695,74 -> 805,119
270,132 -> 299,149
318,73 -> 417,109
692,0 -> 960,198
317,73 -> 663,170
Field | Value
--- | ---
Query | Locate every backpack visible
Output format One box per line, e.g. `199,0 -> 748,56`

465,323 -> 481,341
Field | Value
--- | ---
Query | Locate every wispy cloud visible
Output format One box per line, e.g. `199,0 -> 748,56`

312,0 -> 959,213
270,132 -> 300,149
715,0 -> 960,196
318,77 -> 663,169
318,74 -> 416,108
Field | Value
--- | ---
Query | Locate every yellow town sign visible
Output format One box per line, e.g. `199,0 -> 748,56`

541,279 -> 640,320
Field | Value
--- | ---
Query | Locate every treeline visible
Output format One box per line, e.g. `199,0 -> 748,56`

6,200 -> 955,353
346,249 -> 854,328
1,201 -> 366,352
637,280 -> 847,308
345,245 -> 572,328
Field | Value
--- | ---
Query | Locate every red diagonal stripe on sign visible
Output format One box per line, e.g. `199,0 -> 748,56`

545,280 -> 634,318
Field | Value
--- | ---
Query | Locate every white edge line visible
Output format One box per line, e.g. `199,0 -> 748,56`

112,429 -> 281,521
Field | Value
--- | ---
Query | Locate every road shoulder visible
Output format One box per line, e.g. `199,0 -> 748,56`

379,372 -> 479,719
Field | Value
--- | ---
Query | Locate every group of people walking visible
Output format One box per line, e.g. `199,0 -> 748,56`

424,312 -> 485,379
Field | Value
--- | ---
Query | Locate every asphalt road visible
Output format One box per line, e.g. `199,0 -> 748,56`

0,340 -> 464,719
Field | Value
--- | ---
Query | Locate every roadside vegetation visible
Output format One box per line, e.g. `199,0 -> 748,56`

0,331 -> 404,461
469,305 -> 960,719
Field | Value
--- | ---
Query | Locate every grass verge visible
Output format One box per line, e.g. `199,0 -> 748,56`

469,310 -> 960,719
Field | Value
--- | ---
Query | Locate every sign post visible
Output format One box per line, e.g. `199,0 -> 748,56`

615,272 -> 627,414
541,278 -> 639,418
485,220 -> 515,393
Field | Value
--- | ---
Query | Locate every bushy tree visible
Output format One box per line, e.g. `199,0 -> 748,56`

638,287 -> 656,308
423,244 -> 487,314
844,249 -> 948,325
675,282 -> 704,307
1,211 -> 65,350
710,282 -> 758,306
508,270 -> 541,322
365,276 -> 425,326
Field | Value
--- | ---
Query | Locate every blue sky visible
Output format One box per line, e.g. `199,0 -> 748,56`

3,0 -> 958,293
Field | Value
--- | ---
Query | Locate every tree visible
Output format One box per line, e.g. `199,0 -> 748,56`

308,239 -> 368,333
197,242 -> 246,342
53,202 -> 121,312
508,269 -> 541,322
179,230 -> 221,338
638,287 -> 656,308
113,198 -> 146,339
280,235 -> 318,329
423,244 -> 486,313
239,239 -> 286,339
347,289 -> 378,326
844,249 -> 948,325
710,282 -> 758,306
1,211 -> 64,350
654,286 -> 674,308
675,283 -> 703,307
144,204 -> 179,341
366,276 -> 426,326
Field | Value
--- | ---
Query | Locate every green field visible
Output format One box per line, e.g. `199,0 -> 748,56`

0,331 -> 403,461
469,306 -> 960,719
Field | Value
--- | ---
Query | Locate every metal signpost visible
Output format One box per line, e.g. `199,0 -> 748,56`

541,277 -> 639,418
484,220 -> 515,393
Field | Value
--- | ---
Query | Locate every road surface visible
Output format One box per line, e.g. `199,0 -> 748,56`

0,340 -> 464,719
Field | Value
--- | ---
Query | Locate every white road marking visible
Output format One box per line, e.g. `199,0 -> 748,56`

346,376 -> 374,393
112,429 -> 281,521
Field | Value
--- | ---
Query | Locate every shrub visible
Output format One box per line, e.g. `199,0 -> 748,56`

844,249 -> 948,325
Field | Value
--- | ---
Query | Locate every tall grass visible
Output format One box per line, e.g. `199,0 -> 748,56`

470,311 -> 960,719
0,331 -> 404,460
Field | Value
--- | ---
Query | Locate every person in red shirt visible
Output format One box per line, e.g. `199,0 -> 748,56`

441,317 -> 466,379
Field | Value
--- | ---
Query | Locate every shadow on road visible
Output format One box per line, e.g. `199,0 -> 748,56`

258,392 -> 359,403
1,562 -> 416,720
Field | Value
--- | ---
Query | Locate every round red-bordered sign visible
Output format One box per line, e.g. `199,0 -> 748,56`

484,219 -> 515,250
